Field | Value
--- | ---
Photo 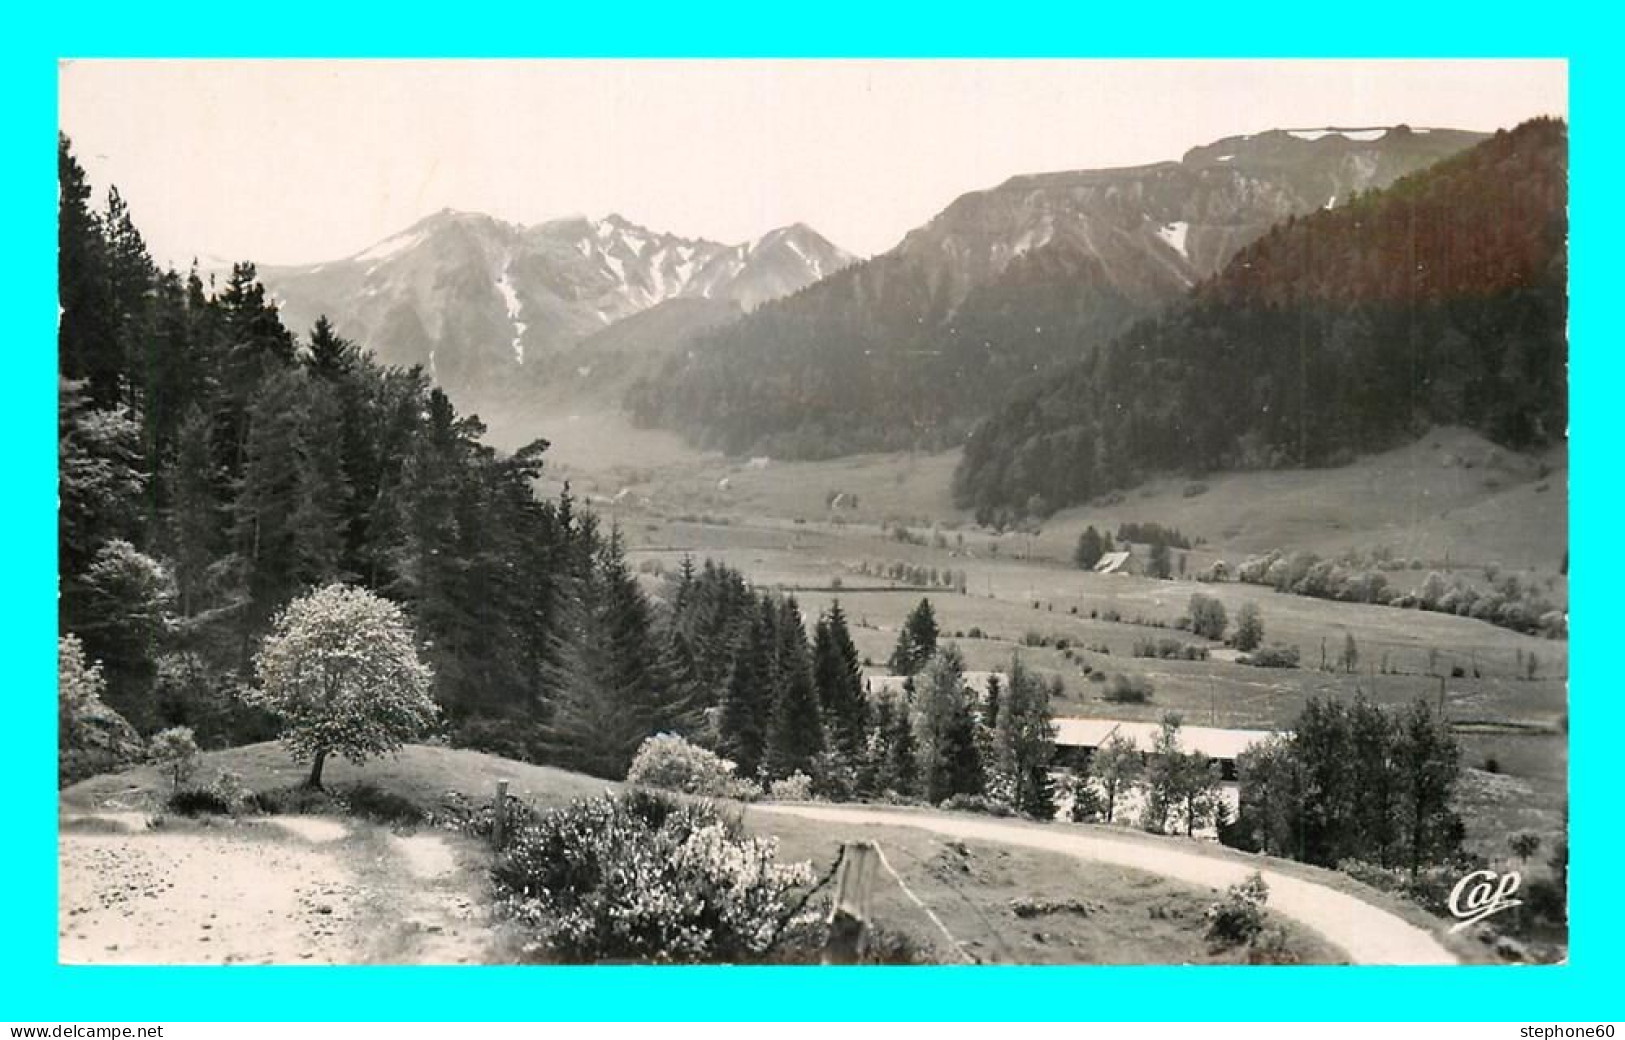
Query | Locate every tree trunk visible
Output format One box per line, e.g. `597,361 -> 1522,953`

305,748 -> 328,789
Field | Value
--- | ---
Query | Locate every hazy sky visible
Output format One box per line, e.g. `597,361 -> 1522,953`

59,60 -> 1567,267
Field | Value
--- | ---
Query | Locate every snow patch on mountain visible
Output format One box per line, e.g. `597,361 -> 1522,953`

495,266 -> 527,364
1156,221 -> 1190,260
1287,128 -> 1389,143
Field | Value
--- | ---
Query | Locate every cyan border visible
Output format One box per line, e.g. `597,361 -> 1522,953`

5,3 -> 1611,1021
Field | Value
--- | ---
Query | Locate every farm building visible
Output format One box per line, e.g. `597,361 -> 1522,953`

1093,549 -> 1137,575
1052,716 -> 1273,780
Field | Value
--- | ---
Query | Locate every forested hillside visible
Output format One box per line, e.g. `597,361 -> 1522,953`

954,118 -> 1568,522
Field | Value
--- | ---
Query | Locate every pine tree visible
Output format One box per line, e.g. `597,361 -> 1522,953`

915,645 -> 983,803
888,598 -> 939,676
718,605 -> 771,779
765,597 -> 822,779
1074,525 -> 1105,569
813,600 -> 867,759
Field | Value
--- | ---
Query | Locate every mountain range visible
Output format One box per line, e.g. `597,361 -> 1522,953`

260,124 -> 1538,468
256,211 -> 854,410
625,125 -> 1490,457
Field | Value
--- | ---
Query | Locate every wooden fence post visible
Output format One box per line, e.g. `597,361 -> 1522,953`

493,779 -> 510,849
823,842 -> 879,965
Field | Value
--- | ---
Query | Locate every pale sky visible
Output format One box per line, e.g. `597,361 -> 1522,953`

59,60 -> 1567,268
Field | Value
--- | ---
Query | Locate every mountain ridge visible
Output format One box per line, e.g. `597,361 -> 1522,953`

255,209 -> 855,411
627,124 -> 1490,458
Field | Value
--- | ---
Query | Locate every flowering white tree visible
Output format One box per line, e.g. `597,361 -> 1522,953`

248,584 -> 438,788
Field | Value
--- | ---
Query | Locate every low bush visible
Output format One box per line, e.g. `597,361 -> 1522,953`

1336,859 -> 1457,917
1204,872 -> 1269,949
1103,673 -> 1154,703
430,790 -> 541,849
1239,644 -> 1301,669
342,783 -> 426,826
626,733 -> 759,800
939,793 -> 1016,818
1244,925 -> 1301,965
493,791 -> 815,963
246,784 -> 342,816
1132,636 -> 1210,661
767,771 -> 814,802
167,786 -> 232,817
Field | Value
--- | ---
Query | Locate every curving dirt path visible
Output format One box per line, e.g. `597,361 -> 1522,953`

754,804 -> 1458,966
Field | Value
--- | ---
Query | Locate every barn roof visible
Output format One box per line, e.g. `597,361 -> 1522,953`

1053,716 -> 1273,761
1094,550 -> 1133,574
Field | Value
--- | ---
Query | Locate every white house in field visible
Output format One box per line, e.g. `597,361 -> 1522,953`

1093,549 -> 1137,575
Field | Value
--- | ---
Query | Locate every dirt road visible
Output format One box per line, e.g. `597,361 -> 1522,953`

59,814 -> 492,965
754,804 -> 1459,966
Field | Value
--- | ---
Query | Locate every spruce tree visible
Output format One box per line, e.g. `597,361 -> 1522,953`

888,598 -> 939,676
765,597 -> 822,778
1074,525 -> 1105,570
915,645 -> 983,803
813,600 -> 867,759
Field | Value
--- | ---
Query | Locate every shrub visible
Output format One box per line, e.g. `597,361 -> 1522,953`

167,787 -> 232,817
246,784 -> 342,816
148,726 -> 202,792
626,733 -> 758,800
1104,673 -> 1154,704
1205,872 -> 1268,949
1188,593 -> 1228,641
1240,644 -> 1300,669
429,790 -> 541,848
1336,859 -> 1457,917
210,769 -> 252,811
1066,776 -> 1105,823
341,783 -> 426,826
1245,926 -> 1301,965
767,771 -> 814,802
492,792 -> 815,963
939,793 -> 1015,818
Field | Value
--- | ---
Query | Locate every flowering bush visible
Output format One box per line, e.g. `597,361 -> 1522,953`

147,726 -> 201,791
1204,871 -> 1269,949
767,771 -> 814,802
493,791 -> 815,963
625,733 -> 759,800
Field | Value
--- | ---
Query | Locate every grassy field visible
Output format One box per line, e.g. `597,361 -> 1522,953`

516,408 -> 1569,872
